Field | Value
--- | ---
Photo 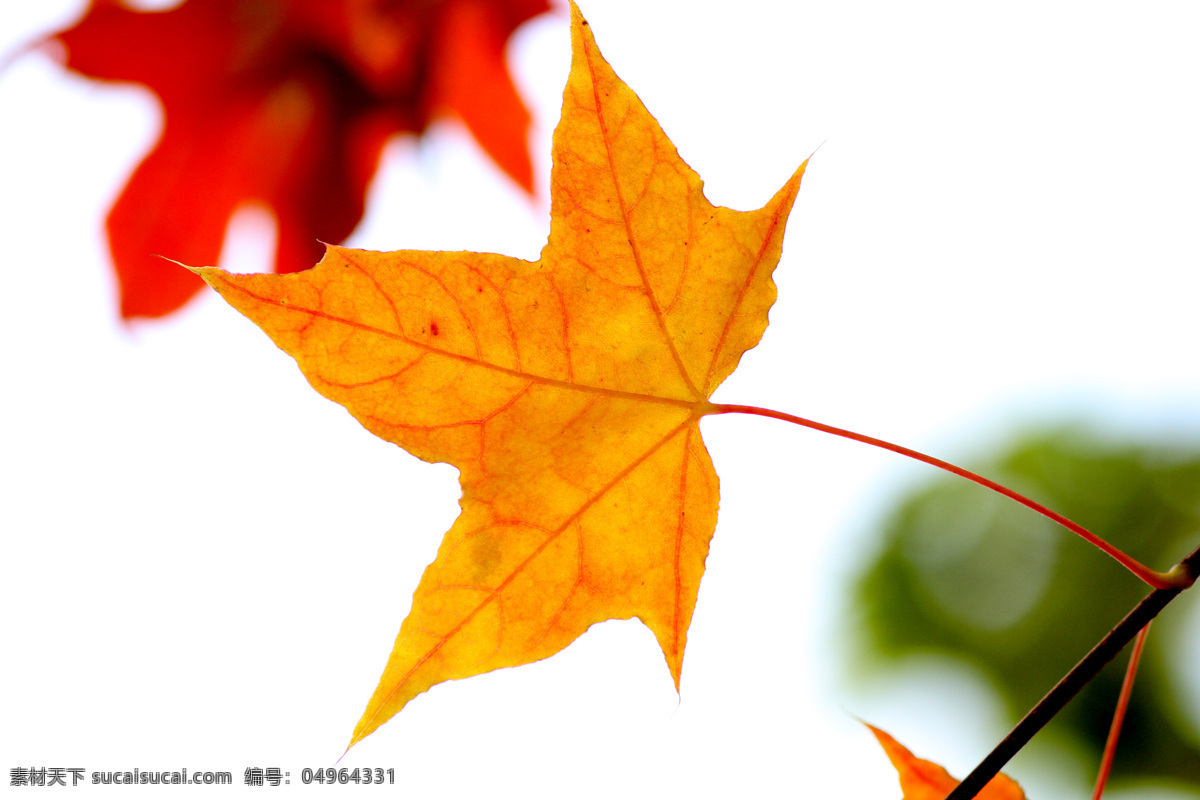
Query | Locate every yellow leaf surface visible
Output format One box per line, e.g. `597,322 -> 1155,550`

195,1 -> 805,748
869,724 -> 1028,800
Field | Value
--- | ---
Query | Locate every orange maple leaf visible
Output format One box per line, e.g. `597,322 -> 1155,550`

194,2 -> 805,748
49,0 -> 547,319
869,724 -> 1028,800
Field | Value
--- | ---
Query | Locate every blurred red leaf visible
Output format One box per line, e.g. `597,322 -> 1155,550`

50,0 -> 548,319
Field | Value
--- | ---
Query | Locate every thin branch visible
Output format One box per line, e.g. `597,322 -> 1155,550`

705,403 -> 1183,589
944,542 -> 1199,800
1091,622 -> 1151,800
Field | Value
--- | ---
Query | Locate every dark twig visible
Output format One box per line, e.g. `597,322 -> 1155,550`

945,543 -> 1199,800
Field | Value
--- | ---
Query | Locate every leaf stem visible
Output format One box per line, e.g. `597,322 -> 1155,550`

1090,622 -> 1151,800
943,541 -> 1199,800
705,403 -> 1183,589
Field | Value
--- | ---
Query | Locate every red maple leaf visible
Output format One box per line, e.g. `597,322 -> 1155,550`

49,0 -> 548,319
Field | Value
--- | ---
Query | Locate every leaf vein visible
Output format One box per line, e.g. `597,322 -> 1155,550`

213,274 -> 696,408
579,29 -> 703,401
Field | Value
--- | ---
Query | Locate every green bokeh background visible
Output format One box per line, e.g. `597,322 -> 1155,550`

852,427 -> 1200,790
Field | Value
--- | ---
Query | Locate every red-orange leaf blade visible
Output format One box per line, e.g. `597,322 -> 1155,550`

869,724 -> 1028,800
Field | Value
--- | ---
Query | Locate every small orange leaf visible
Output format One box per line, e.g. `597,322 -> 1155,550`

869,724 -> 1028,800
196,1 -> 805,748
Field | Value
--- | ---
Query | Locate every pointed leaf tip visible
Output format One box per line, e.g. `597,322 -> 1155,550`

867,723 -> 1028,800
154,255 -> 198,273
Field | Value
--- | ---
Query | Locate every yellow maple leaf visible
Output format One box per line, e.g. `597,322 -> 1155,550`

195,1 -> 805,748
869,724 -> 1028,800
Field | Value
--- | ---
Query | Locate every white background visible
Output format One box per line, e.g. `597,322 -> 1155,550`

3,1 -> 1200,797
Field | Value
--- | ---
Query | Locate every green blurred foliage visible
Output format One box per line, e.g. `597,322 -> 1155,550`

853,427 -> 1200,786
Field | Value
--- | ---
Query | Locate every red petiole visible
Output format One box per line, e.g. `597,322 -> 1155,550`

1091,622 -> 1151,800
704,403 -> 1189,590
